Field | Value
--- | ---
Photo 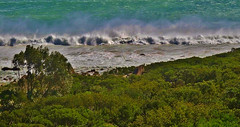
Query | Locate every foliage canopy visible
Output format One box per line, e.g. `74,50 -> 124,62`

0,46 -> 240,126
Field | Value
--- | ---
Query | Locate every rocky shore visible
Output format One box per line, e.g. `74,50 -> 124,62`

1,44 -> 240,83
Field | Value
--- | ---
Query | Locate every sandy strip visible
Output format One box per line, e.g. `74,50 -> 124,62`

0,44 -> 240,73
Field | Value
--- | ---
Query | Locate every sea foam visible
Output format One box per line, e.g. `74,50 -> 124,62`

0,34 -> 240,46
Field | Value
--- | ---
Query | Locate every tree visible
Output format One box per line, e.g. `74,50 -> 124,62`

13,45 -> 74,99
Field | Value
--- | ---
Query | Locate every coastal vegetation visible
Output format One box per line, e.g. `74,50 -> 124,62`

0,46 -> 240,126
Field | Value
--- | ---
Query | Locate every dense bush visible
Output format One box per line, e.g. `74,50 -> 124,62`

12,45 -> 74,100
0,47 -> 240,126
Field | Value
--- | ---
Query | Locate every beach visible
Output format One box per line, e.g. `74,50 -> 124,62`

1,43 -> 240,82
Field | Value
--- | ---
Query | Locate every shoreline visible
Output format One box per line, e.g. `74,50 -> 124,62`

1,43 -> 240,82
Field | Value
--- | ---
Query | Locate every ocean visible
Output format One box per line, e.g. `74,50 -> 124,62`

0,0 -> 240,46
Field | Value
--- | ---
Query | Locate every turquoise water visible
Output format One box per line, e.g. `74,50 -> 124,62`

0,0 -> 240,35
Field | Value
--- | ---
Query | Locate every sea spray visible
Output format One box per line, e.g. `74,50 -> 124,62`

0,34 -> 240,46
1,0 -> 240,45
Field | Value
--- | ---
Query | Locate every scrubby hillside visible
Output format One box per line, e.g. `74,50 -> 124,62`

0,47 -> 240,127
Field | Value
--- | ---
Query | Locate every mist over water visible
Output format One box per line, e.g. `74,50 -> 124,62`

1,14 -> 240,37
1,0 -> 240,45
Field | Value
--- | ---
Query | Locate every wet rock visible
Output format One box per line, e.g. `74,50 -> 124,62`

84,37 -> 108,45
116,37 -> 134,44
22,41 -> 27,44
53,38 -> 70,46
119,41 -> 126,44
160,42 -> 167,44
9,38 -> 17,46
120,40 -> 134,44
127,40 -> 134,44
29,39 -> 38,44
82,69 -> 100,76
0,39 -> 5,46
78,36 -> 87,45
96,37 -> 108,45
169,38 -> 180,45
2,67 -> 20,71
145,37 -> 155,44
182,41 -> 190,45
137,41 -> 145,45
86,38 -> 94,45
45,36 -> 54,43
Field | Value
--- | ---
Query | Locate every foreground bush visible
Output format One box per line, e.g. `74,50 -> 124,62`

0,47 -> 240,126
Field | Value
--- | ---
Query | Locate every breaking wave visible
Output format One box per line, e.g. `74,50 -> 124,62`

1,34 -> 240,46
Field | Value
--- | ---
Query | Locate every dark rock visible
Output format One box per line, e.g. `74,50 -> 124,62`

119,41 -> 126,44
2,67 -> 20,71
45,35 -> 54,43
53,38 -> 62,45
2,67 -> 10,71
169,38 -> 180,45
12,66 -> 21,71
9,38 -> 17,46
22,41 -> 27,44
138,41 -> 144,44
127,40 -> 134,44
53,38 -> 70,46
78,36 -> 86,44
0,39 -> 5,46
145,37 -> 155,44
160,42 -> 166,44
30,40 -> 38,43
119,37 -> 134,44
182,41 -> 190,45
120,40 -> 134,44
82,69 -> 100,76
86,38 -> 93,45
96,37 -> 108,45
140,53 -> 145,56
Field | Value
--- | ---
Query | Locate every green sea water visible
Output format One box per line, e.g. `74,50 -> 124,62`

0,0 -> 240,35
